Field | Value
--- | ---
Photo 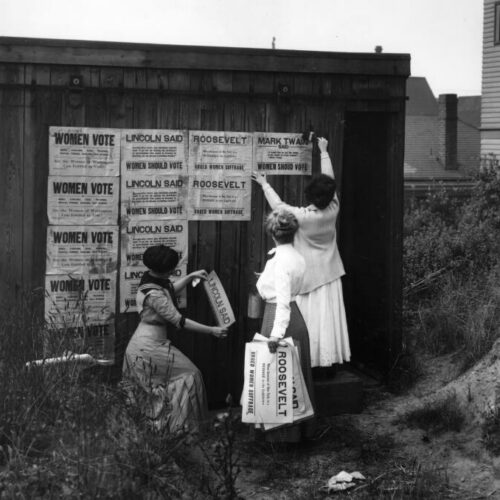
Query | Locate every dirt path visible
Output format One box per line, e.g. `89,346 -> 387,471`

234,353 -> 500,499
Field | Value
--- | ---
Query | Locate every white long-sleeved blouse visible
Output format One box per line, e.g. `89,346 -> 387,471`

256,243 -> 306,339
261,152 -> 345,294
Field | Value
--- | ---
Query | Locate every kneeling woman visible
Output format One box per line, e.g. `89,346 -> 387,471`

123,245 -> 227,433
256,209 -> 316,442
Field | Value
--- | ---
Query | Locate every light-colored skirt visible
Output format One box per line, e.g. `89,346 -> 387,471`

122,323 -> 208,433
296,278 -> 351,367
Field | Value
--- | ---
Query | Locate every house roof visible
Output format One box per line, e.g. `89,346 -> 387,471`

404,77 -> 480,181
405,77 -> 438,116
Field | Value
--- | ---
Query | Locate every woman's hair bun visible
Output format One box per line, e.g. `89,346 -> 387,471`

265,209 -> 298,243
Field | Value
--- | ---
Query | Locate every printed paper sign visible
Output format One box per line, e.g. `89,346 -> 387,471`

44,272 -> 117,326
46,320 -> 116,361
188,130 -> 253,176
47,176 -> 119,225
202,271 -> 236,327
121,174 -> 187,220
119,265 -> 187,313
121,129 -> 188,175
46,225 -> 118,275
186,174 -> 251,220
120,219 -> 187,268
253,132 -> 312,175
49,127 -> 120,176
241,342 -> 294,424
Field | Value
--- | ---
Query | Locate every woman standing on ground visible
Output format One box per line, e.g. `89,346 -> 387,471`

255,208 -> 316,442
122,244 -> 227,433
252,137 -> 351,370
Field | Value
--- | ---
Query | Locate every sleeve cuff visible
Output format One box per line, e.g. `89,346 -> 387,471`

320,152 -> 329,159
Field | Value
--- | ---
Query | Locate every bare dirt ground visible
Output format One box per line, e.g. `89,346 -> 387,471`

233,353 -> 500,499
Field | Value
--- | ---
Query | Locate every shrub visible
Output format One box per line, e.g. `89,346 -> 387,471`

403,171 -> 500,367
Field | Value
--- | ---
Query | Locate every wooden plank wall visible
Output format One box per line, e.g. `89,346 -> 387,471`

0,61 -> 406,403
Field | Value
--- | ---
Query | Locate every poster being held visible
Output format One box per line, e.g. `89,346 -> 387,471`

241,341 -> 294,425
202,271 -> 236,327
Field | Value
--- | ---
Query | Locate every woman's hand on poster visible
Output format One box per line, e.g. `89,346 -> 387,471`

251,172 -> 267,187
317,137 -> 328,153
211,326 -> 228,339
267,336 -> 280,353
190,270 -> 209,282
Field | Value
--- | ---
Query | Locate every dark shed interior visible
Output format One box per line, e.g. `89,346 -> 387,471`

0,37 -> 410,405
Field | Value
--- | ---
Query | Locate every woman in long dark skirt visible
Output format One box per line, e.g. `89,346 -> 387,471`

256,209 -> 316,442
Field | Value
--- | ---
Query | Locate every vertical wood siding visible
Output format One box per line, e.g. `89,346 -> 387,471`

0,59 -> 407,403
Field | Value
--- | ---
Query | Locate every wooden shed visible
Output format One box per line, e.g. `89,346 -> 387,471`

0,37 -> 410,406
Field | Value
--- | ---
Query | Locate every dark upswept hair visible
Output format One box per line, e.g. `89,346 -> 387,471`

304,174 -> 337,209
265,209 -> 299,244
142,245 -> 179,273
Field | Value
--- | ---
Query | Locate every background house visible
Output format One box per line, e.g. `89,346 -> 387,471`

481,0 -> 500,170
404,77 -> 480,198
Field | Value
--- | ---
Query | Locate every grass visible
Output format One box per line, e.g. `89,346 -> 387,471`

482,406 -> 500,456
406,269 -> 500,374
399,392 -> 465,435
0,292 -> 242,499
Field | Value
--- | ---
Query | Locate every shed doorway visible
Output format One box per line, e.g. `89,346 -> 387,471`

340,111 -> 400,377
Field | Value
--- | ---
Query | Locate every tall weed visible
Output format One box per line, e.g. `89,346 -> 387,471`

404,171 -> 500,368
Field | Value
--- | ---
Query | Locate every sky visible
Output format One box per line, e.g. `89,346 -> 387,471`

0,0 -> 483,97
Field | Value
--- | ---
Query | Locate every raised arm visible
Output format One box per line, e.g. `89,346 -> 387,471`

172,270 -> 208,293
251,172 -> 283,210
317,137 -> 334,179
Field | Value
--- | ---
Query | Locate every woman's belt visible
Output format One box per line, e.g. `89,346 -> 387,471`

141,320 -> 166,327
265,296 -> 297,304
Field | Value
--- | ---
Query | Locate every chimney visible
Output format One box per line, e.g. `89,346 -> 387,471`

437,94 -> 458,170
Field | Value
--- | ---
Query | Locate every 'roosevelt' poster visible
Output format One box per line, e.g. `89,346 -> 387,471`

186,175 -> 251,221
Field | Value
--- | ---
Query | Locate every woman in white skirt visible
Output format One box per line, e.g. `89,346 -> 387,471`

252,137 -> 351,369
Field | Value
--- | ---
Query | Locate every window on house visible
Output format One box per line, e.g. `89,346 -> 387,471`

495,2 -> 500,44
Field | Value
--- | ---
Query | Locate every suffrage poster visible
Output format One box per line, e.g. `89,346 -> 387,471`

46,225 -> 118,275
202,271 -> 236,327
186,174 -> 251,220
44,272 -> 117,327
47,176 -> 119,225
120,219 -> 188,268
188,130 -> 253,176
121,129 -> 188,175
46,320 -> 115,361
121,174 -> 187,220
49,127 -> 120,177
119,264 -> 187,313
241,341 -> 294,425
253,132 -> 312,175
